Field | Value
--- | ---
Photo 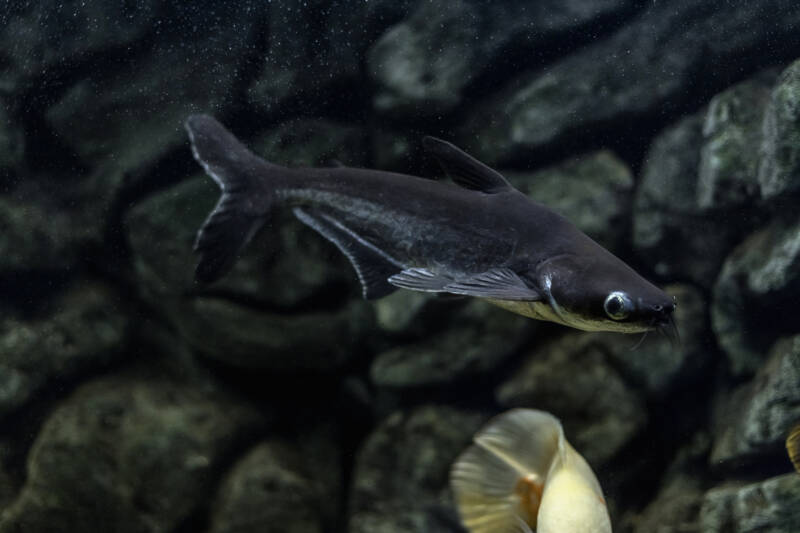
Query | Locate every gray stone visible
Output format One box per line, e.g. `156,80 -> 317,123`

172,296 -> 372,371
698,77 -> 774,209
209,433 -> 340,533
505,150 -> 634,250
373,289 -> 437,336
596,284 -> 709,398
348,405 -> 485,533
759,59 -> 800,198
711,217 -> 800,376
370,300 -> 530,388
496,335 -> 645,466
699,474 -> 800,533
0,374 -> 263,533
711,335 -> 800,467
368,0 -> 635,116
460,0 -> 800,164
0,1 -> 161,92
633,113 -> 748,287
0,282 -> 127,420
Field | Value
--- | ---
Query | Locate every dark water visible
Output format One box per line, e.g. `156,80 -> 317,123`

1,1 -> 799,532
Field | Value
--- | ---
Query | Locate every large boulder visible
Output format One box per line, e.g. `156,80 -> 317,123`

699,474 -> 800,533
368,0 -> 637,116
0,374 -> 264,533
710,335 -> 800,468
711,217 -> 800,376
459,0 -> 800,164
759,59 -> 800,198
0,281 -> 128,420
348,405 -> 485,533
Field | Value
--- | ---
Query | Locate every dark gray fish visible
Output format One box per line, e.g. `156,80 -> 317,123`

185,115 -> 675,334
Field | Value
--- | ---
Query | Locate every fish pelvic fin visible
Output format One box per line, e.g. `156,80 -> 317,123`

788,423 -> 800,474
423,136 -> 512,193
186,114 -> 281,283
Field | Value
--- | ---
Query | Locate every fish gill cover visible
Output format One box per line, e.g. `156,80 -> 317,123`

0,1 -> 799,532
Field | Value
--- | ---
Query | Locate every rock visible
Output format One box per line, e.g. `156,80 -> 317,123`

711,216 -> 800,376
597,284 -> 710,398
505,150 -> 634,250
699,474 -> 800,532
370,299 -> 530,388
633,113 -> 750,287
348,405 -> 485,533
496,334 -> 645,466
368,0 -> 636,116
0,1 -> 161,91
698,76 -> 774,209
255,119 -> 367,167
759,59 -> 800,199
209,434 -> 340,533
0,281 -> 127,420
0,374 -> 263,533
710,335 -> 800,468
630,433 -> 710,533
173,296 -> 372,371
373,290 -> 438,336
248,0 -> 412,114
460,0 -> 800,164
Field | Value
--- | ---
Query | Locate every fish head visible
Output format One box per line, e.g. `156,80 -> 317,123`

534,253 -> 676,334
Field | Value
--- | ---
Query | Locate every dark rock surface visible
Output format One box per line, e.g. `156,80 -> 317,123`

759,59 -> 800,198
459,0 -> 800,164
371,300 -> 530,388
711,216 -> 800,376
348,405 -> 484,533
699,474 -> 800,533
0,282 -> 127,419
711,335 -> 800,468
0,374 -> 263,533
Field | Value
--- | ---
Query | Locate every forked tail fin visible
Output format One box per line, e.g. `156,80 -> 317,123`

185,114 -> 279,283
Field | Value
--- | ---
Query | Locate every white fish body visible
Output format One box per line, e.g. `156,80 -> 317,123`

450,408 -> 612,533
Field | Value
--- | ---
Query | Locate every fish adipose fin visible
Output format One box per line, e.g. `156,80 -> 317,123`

186,114 -> 278,283
293,207 -> 402,299
389,267 -> 540,301
423,136 -> 512,193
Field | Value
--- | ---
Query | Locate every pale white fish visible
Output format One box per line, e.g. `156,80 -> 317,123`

450,408 -> 612,533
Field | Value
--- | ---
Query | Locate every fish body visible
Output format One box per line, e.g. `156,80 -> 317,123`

186,114 -> 675,333
788,423 -> 800,474
450,408 -> 612,533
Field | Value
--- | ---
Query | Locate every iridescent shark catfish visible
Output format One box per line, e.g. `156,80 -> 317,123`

185,114 -> 676,334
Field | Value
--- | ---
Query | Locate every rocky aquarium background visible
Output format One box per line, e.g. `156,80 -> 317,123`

1,1 -> 800,532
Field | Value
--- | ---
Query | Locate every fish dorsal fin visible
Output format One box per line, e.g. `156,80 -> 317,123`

423,136 -> 512,193
292,207 -> 403,299
389,267 -> 541,301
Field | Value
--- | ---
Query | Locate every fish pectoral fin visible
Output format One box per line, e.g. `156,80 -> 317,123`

387,268 -> 454,292
293,207 -> 402,300
443,268 -> 542,301
423,136 -> 512,193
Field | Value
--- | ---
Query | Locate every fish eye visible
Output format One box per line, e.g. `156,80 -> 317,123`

604,291 -> 632,320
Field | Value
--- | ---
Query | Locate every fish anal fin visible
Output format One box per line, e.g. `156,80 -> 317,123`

444,268 -> 541,301
292,207 -> 401,299
423,136 -> 512,193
